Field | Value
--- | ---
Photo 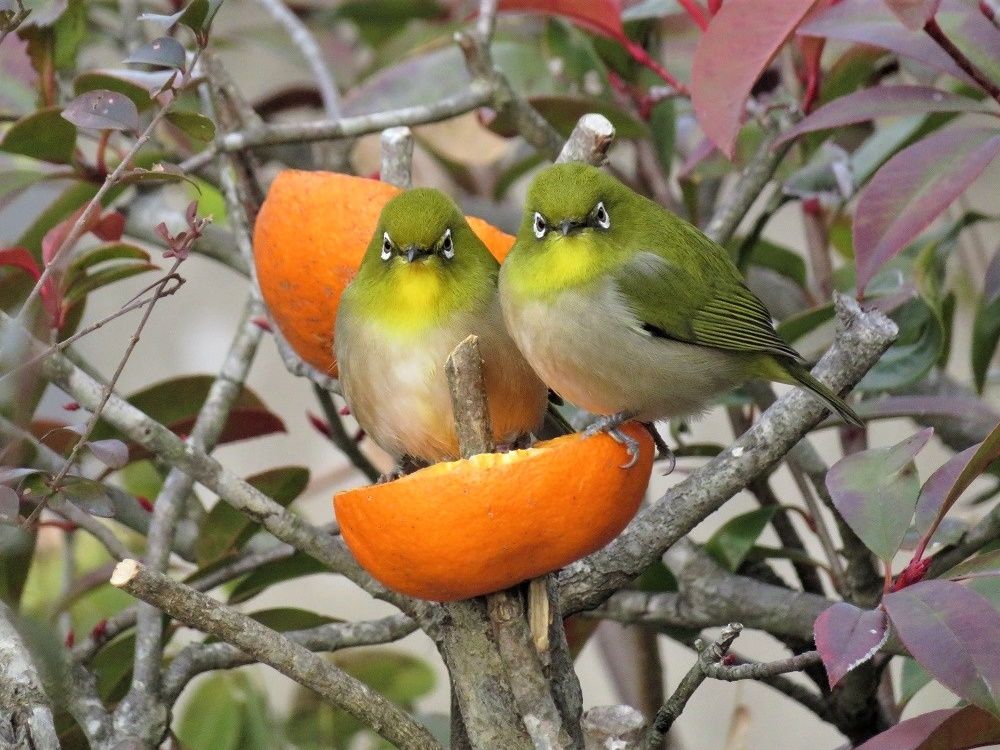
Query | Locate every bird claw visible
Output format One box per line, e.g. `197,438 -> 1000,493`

584,413 -> 639,469
641,421 -> 676,476
378,456 -> 424,484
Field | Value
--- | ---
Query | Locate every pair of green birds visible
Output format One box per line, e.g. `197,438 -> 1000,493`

335,163 -> 860,470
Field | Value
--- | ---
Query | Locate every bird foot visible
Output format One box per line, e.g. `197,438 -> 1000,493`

642,421 -> 676,476
584,412 -> 639,469
377,456 -> 424,484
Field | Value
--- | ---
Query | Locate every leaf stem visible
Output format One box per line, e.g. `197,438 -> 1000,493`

924,16 -> 1000,105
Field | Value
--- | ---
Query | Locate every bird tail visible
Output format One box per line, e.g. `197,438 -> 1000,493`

785,362 -> 863,427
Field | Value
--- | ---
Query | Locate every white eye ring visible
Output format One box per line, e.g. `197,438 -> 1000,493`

380,232 -> 393,261
441,228 -> 454,260
594,201 -> 610,230
533,212 -> 547,239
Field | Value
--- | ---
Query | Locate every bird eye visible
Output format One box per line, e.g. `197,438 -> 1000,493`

380,232 -> 393,261
440,228 -> 454,260
533,212 -> 547,239
594,201 -> 610,230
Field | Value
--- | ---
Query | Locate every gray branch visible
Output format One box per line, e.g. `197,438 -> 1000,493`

162,613 -> 416,702
109,560 -> 440,749
381,127 -> 414,189
702,650 -> 822,680
0,602 -> 58,750
642,624 -> 743,749
556,114 -> 615,166
254,0 -> 341,119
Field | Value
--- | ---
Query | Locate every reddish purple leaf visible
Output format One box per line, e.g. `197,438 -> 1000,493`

884,580 -> 1000,716
0,246 -> 40,279
915,419 -> 1000,541
855,706 -> 1000,750
853,127 -> 1000,294
943,549 -> 1000,581
799,0 -> 977,85
124,408 -> 286,463
813,602 -> 889,687
885,0 -> 942,29
691,0 -> 821,157
826,429 -> 933,560
497,0 -> 626,40
774,85 -> 990,148
859,395 -> 1000,425
0,467 -> 42,485
86,439 -> 129,469
124,36 -> 187,71
0,485 -> 20,519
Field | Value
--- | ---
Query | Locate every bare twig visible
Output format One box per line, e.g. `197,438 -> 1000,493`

313,385 -> 380,483
556,114 -> 616,166
254,0 -> 341,118
162,613 -> 417,702
380,126 -> 414,189
925,17 -> 1000,104
109,560 -> 441,749
117,298 -> 265,742
702,650 -> 822,680
0,602 -> 59,749
476,0 -> 500,42
642,624 -> 743,748
444,335 -> 575,748
180,84 -> 494,172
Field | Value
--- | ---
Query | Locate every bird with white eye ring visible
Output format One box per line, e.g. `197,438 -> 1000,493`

500,162 -> 861,469
335,187 -> 549,474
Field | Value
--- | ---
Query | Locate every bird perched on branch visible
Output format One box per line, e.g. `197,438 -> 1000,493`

499,163 -> 861,465
336,188 -> 548,469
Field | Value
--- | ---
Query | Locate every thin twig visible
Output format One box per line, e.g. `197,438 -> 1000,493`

925,17 -> 1000,104
313,385 -> 380,482
254,0 -> 341,118
109,560 -> 441,749
642,623 -> 743,749
702,650 -> 822,680
162,613 -> 417,702
180,84 -> 494,172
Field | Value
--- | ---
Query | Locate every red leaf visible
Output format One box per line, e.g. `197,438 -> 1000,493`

814,602 -> 888,688
885,0 -> 942,30
498,0 -> 625,39
0,247 -> 41,280
884,580 -> 1000,716
853,127 -> 1000,294
93,211 -> 125,242
774,85 -> 992,149
124,408 -> 287,463
691,0 -> 821,156
855,705 -> 1000,750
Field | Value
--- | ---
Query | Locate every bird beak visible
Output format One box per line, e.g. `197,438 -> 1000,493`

404,246 -> 431,263
559,220 -> 577,237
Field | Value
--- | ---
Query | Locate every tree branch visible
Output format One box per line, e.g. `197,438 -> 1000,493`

162,613 -> 416,702
642,623 -> 742,748
0,603 -> 59,750
109,560 -> 441,749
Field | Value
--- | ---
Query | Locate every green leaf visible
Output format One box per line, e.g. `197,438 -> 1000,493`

898,657 -> 932,707
0,170 -> 48,206
174,673 -> 243,750
0,525 -> 36,605
227,552 -> 327,604
745,238 -> 807,288
487,94 -> 647,140
62,261 -> 158,306
196,467 -> 309,565
244,607 -> 336,633
0,107 -> 77,163
166,109 -> 215,141
69,242 -> 151,272
826,429 -> 933,561
125,36 -> 187,70
74,70 -> 156,110
973,250 -> 1000,393
704,506 -> 778,571
91,633 -> 136,702
17,180 -> 102,253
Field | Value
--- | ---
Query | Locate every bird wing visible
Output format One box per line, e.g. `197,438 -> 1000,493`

614,226 -> 803,362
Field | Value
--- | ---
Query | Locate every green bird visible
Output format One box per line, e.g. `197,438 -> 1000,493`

498,163 -> 862,465
335,188 -> 548,467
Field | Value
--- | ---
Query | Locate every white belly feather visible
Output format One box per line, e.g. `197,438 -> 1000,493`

500,278 -> 751,421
